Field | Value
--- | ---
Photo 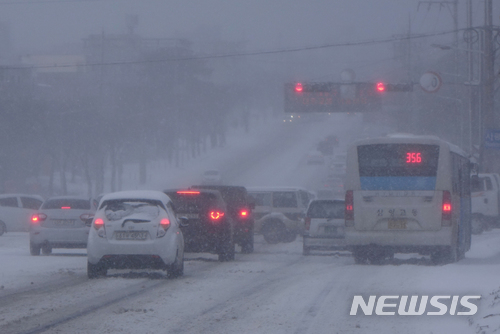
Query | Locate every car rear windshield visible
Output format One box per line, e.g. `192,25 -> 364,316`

357,144 -> 440,177
307,200 -> 345,219
192,186 -> 248,208
167,192 -> 218,214
100,199 -> 162,221
42,199 -> 91,210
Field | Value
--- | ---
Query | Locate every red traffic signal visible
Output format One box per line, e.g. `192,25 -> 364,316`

295,83 -> 303,93
375,82 -> 413,92
376,82 -> 386,92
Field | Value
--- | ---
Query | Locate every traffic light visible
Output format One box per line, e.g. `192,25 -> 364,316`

376,82 -> 386,92
375,82 -> 413,93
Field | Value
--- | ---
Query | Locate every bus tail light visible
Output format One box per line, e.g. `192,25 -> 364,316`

345,190 -> 354,226
442,190 -> 452,225
304,217 -> 311,231
239,209 -> 249,218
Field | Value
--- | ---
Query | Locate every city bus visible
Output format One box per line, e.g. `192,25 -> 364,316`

344,134 -> 472,264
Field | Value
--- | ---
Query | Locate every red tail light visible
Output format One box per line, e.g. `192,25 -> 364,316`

61,206 -> 71,209
210,211 -> 224,221
239,210 -> 249,218
305,217 -> 311,231
345,190 -> 354,226
31,213 -> 47,223
442,190 -> 452,225
160,218 -> 170,227
177,190 -> 200,195
93,218 -> 104,230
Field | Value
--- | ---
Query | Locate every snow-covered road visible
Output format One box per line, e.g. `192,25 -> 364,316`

1,113 -> 499,333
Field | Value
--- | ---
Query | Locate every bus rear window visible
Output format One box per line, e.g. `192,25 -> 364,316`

358,144 -> 440,177
357,144 -> 440,190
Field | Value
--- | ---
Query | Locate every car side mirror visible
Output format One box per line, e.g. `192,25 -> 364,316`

178,217 -> 189,227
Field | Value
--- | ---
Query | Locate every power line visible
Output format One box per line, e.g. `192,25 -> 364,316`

5,27 -> 467,71
0,0 -> 102,5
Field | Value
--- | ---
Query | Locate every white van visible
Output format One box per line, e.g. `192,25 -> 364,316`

471,173 -> 500,234
248,187 -> 314,244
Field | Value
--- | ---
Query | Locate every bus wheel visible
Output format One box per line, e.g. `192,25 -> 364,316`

471,216 -> 484,235
353,248 -> 368,264
431,246 -> 458,265
367,248 -> 393,265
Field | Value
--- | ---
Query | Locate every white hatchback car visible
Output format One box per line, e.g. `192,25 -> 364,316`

29,196 -> 96,255
0,194 -> 44,235
303,199 -> 347,255
87,191 -> 185,279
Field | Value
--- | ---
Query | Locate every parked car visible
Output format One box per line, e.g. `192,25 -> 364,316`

201,170 -> 223,185
191,185 -> 255,253
29,196 -> 97,255
247,187 -> 314,244
471,173 -> 500,234
87,190 -> 185,279
303,199 -> 347,255
0,194 -> 44,235
164,188 -> 235,261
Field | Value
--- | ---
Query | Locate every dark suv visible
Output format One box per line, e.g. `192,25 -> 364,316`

191,185 -> 255,253
164,189 -> 235,261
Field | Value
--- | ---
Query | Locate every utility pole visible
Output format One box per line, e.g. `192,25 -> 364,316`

418,1 -> 461,146
480,0 -> 495,172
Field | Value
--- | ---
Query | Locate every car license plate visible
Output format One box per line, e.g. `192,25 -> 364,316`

324,226 -> 337,233
54,219 -> 75,226
115,231 -> 148,240
388,219 -> 407,229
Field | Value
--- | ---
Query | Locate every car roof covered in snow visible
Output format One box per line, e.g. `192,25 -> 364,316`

247,187 -> 311,193
100,190 -> 171,204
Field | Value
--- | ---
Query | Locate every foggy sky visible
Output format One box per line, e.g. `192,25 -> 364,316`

1,0 -> 498,81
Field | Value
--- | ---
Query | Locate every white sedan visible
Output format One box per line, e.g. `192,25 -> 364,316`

87,190 -> 185,279
303,199 -> 347,255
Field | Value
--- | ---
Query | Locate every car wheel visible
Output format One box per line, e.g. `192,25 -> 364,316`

240,232 -> 254,254
471,216 -> 484,235
282,231 -> 297,243
0,221 -> 6,236
431,245 -> 458,265
42,244 -> 52,255
87,261 -> 107,279
303,244 -> 311,256
167,250 -> 184,278
262,221 -> 286,244
218,233 -> 235,262
30,242 -> 41,256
